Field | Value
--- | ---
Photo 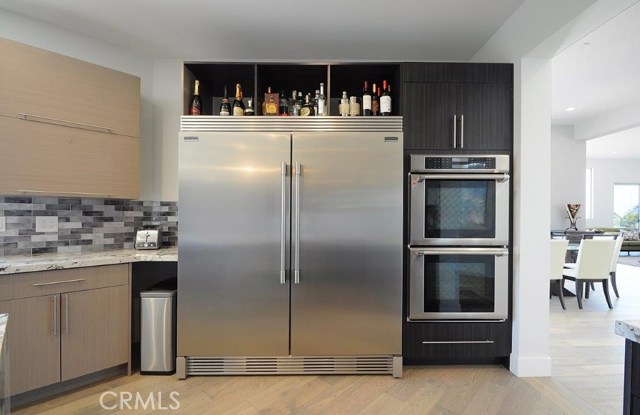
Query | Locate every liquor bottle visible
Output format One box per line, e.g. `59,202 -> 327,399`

219,85 -> 231,116
245,98 -> 255,116
380,80 -> 392,116
317,83 -> 327,116
296,92 -> 304,115
313,90 -> 320,115
279,91 -> 289,116
349,96 -> 360,116
300,94 -> 315,116
362,81 -> 372,116
264,86 -> 279,116
232,83 -> 245,116
371,83 -> 380,116
189,80 -> 202,115
339,91 -> 349,116
289,90 -> 298,116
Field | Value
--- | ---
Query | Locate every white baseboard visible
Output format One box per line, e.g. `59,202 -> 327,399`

509,354 -> 552,377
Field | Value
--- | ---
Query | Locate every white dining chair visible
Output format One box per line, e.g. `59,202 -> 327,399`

550,239 -> 569,310
562,238 -> 617,309
607,233 -> 624,298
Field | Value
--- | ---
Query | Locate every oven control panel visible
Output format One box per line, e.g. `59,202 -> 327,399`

410,154 -> 510,173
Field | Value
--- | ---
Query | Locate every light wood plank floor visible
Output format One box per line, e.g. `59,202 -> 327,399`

12,261 -> 639,415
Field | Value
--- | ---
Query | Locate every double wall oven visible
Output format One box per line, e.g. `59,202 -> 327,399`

408,155 -> 510,320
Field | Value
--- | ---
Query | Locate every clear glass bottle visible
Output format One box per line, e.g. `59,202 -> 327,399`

339,91 -> 349,116
289,90 -> 298,116
317,83 -> 327,116
245,98 -> 255,116
295,92 -> 304,115
300,94 -> 315,116
279,91 -> 289,116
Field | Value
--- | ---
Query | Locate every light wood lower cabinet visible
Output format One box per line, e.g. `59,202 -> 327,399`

0,265 -> 130,397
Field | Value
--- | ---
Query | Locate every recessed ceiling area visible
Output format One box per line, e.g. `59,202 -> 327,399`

0,0 -> 527,60
586,126 -> 640,159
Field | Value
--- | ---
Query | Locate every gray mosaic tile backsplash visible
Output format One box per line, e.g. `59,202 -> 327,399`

0,196 -> 178,256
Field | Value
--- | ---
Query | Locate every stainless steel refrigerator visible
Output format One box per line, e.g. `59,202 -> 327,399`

177,117 -> 403,377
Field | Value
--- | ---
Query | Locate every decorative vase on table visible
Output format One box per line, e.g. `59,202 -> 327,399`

565,204 -> 580,232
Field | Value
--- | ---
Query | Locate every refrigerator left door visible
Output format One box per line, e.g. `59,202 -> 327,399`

178,132 -> 291,356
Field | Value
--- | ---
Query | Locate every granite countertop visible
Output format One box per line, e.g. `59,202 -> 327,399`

615,320 -> 640,344
0,247 -> 177,275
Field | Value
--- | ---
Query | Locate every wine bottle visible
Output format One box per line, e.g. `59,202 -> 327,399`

189,80 -> 202,115
339,91 -> 349,116
380,80 -> 392,116
362,81 -> 372,116
219,85 -> 231,116
317,83 -> 327,116
300,94 -> 315,116
232,83 -> 245,116
372,83 -> 380,116
279,91 -> 289,116
245,98 -> 255,116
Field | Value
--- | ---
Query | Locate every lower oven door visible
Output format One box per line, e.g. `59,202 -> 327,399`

408,247 -> 509,320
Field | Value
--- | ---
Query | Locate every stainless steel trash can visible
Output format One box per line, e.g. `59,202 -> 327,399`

140,289 -> 176,375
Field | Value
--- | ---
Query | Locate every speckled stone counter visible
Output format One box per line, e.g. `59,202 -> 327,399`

0,247 -> 177,275
617,320 -> 640,414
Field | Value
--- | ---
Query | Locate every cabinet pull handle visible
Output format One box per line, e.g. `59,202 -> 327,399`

18,113 -> 114,135
33,278 -> 86,287
460,114 -> 464,149
294,162 -> 301,284
280,161 -> 288,285
52,295 -> 58,337
452,115 -> 457,149
63,294 -> 69,334
422,340 -> 494,344
18,189 -> 113,197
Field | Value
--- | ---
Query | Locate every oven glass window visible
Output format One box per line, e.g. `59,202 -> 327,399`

425,180 -> 496,238
423,255 -> 495,313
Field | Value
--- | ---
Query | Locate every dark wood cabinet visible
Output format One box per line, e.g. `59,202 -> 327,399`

402,63 -> 513,152
403,321 -> 512,364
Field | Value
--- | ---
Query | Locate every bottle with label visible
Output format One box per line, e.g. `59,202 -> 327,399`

300,94 -> 315,116
296,92 -> 304,115
219,85 -> 231,116
362,81 -> 372,116
189,80 -> 202,115
279,91 -> 289,116
317,83 -> 327,116
232,83 -> 245,116
313,90 -> 320,115
371,83 -> 380,116
264,87 -> 279,116
245,98 -> 255,116
289,90 -> 298,116
380,80 -> 392,116
349,96 -> 360,116
339,91 -> 349,116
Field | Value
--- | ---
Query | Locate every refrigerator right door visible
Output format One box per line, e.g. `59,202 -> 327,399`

290,131 -> 403,356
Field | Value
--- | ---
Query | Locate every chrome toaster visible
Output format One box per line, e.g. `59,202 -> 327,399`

135,225 -> 162,250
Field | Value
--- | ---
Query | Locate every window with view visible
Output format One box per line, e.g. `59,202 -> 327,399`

613,183 -> 640,230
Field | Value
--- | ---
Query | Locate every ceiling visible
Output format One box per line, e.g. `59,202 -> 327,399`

0,0 -> 526,61
551,1 -> 640,158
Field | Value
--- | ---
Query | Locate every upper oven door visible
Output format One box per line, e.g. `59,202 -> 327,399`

409,173 -> 510,246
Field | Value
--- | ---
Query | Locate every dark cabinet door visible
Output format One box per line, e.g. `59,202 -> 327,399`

403,82 -> 457,150
458,82 -> 512,151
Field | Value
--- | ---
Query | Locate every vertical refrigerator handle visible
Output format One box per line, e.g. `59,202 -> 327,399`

452,115 -> 457,149
460,114 -> 464,149
294,162 -> 301,284
280,162 -> 287,285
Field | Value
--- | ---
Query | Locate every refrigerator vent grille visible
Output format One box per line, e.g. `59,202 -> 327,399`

186,356 -> 394,375
181,116 -> 403,132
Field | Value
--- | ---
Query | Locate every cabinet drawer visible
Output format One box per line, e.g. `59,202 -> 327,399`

0,38 -> 140,138
0,264 -> 129,301
403,321 -> 511,361
0,116 -> 139,199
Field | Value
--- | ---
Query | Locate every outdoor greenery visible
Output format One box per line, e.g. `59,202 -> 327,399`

614,205 -> 639,230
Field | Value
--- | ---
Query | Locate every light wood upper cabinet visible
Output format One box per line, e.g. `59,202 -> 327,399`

0,38 -> 140,138
0,37 -> 140,199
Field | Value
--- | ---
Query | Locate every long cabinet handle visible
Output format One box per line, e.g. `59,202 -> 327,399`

33,278 -> 86,287
52,295 -> 58,337
410,247 -> 509,257
18,189 -> 113,197
63,294 -> 69,334
18,113 -> 114,134
452,115 -> 457,149
460,114 -> 464,149
294,162 -> 301,284
422,340 -> 494,345
414,173 -> 510,182
280,162 -> 288,285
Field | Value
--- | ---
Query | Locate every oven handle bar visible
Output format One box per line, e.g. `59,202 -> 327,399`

414,173 -> 510,182
409,247 -> 509,257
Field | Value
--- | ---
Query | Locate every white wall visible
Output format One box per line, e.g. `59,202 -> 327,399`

551,126 -> 586,230
0,8 -> 162,200
586,158 -> 640,227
